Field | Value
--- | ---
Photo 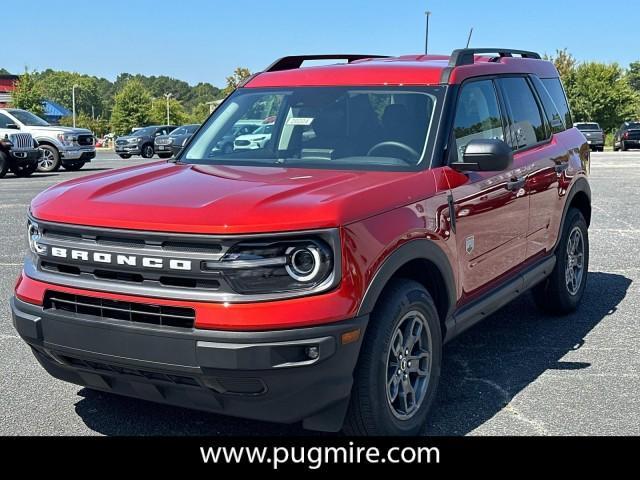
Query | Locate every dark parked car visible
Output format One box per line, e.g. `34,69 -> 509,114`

115,125 -> 177,159
574,122 -> 604,151
0,131 -> 40,178
613,121 -> 640,151
154,124 -> 200,158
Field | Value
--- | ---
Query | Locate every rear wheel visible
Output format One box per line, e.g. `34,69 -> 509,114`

37,145 -> 61,172
141,144 -> 155,158
621,140 -> 628,151
11,162 -> 38,177
63,161 -> 86,171
344,279 -> 442,436
533,208 -> 589,314
0,151 -> 9,178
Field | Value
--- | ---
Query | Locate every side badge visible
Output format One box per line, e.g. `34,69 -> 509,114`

465,235 -> 475,255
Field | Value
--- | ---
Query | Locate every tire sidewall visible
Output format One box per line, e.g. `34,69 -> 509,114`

359,282 -> 442,435
0,151 -> 8,177
142,144 -> 154,158
556,209 -> 589,309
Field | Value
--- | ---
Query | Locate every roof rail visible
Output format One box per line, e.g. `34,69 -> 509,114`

264,54 -> 390,72
449,48 -> 541,67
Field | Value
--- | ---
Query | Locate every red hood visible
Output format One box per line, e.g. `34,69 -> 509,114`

31,161 -> 440,234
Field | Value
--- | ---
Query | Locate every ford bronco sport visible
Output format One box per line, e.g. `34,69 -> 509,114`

12,49 -> 591,435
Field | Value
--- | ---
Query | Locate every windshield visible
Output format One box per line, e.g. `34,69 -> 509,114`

170,127 -> 187,136
181,86 -> 443,170
8,109 -> 50,127
576,123 -> 600,131
625,122 -> 640,129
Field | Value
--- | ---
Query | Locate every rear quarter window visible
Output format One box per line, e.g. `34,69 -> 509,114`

541,78 -> 572,129
498,77 -> 548,150
530,76 -> 565,134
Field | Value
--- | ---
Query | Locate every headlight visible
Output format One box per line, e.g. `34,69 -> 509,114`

57,134 -> 77,145
27,219 -> 46,255
252,136 -> 267,142
207,238 -> 336,295
137,137 -> 144,143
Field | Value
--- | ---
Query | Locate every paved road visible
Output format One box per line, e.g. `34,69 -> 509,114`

0,151 -> 638,435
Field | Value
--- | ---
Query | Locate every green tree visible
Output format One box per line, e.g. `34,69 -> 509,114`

544,48 -> 577,80
565,62 -> 639,132
59,113 -> 110,137
188,102 -> 212,124
110,79 -> 152,135
149,96 -> 189,125
36,70 -> 103,117
12,71 -> 44,116
222,67 -> 252,97
0,68 -> 11,75
628,61 -> 640,92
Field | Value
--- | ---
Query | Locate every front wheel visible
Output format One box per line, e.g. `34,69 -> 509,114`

11,162 -> 38,177
0,151 -> 9,178
141,144 -> 155,158
533,208 -> 589,314
344,279 -> 442,436
37,145 -> 61,172
157,153 -> 172,159
63,161 -> 86,171
118,154 -> 132,159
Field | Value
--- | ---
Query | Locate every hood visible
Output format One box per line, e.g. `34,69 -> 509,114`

30,161 -> 439,234
29,126 -> 92,135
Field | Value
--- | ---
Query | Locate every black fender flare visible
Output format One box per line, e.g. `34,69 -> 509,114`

356,239 -> 457,323
554,176 -> 591,251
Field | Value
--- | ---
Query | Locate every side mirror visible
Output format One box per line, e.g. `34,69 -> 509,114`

6,123 -> 19,130
452,139 -> 513,172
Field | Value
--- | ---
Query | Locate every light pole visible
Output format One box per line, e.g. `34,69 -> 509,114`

425,11 -> 431,55
72,84 -> 79,127
164,93 -> 172,125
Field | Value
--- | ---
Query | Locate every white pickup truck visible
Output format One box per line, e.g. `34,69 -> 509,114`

0,108 -> 95,172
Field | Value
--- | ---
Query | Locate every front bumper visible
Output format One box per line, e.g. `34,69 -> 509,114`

60,147 -> 96,161
10,149 -> 40,165
12,296 -> 367,431
115,144 -> 142,154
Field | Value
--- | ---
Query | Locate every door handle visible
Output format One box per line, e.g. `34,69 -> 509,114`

506,176 -> 525,191
554,163 -> 569,174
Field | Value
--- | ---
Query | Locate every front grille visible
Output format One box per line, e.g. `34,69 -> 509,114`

77,134 -> 94,146
9,133 -> 34,150
155,137 -> 172,145
44,291 -> 195,329
115,139 -> 127,146
53,352 -> 200,386
235,140 -> 250,146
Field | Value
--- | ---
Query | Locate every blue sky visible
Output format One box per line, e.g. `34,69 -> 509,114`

3,0 -> 632,87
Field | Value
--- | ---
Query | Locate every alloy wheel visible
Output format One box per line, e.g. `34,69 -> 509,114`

385,310 -> 432,420
565,226 -> 585,296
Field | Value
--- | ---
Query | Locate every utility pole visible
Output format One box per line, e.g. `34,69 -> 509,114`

425,10 -> 432,54
466,27 -> 474,48
164,93 -> 172,125
91,105 -> 95,120
72,84 -> 79,127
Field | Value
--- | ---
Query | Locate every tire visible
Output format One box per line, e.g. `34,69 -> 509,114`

533,208 -> 589,314
11,162 -> 38,177
621,141 -> 627,151
118,154 -> 132,159
344,279 -> 442,436
0,151 -> 9,178
223,143 -> 234,154
141,144 -> 155,158
37,145 -> 61,172
158,153 -> 172,159
63,161 -> 86,171
613,141 -> 619,152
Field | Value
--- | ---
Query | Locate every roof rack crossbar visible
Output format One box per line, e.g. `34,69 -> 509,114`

264,54 -> 390,72
449,48 -> 541,67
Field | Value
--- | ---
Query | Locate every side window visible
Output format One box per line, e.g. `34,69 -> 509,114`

498,77 -> 548,150
530,76 -> 565,134
541,78 -> 572,129
0,113 -> 12,129
452,80 -> 504,162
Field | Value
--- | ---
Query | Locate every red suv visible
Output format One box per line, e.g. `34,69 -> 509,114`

12,49 -> 591,435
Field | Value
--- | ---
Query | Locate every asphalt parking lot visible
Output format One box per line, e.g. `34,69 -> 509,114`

0,150 -> 638,436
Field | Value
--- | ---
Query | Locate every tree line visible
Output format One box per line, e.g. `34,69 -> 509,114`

7,67 -> 252,136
